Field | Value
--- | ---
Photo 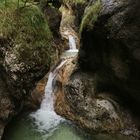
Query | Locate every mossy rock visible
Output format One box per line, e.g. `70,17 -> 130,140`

63,0 -> 86,5
0,0 -> 58,95
0,0 -> 53,68
80,0 -> 101,33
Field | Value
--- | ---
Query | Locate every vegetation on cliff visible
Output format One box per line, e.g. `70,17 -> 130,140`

0,0 -> 54,71
63,0 -> 86,5
0,0 -> 140,139
80,0 -> 101,33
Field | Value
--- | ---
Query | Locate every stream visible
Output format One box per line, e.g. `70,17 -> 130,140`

2,114 -> 134,140
2,115 -> 87,140
1,35 -> 135,140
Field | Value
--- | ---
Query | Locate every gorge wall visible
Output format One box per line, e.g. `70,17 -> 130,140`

0,1 -> 63,138
54,0 -> 140,139
0,0 -> 140,139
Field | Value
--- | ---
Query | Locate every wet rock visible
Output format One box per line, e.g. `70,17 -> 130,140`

0,123 -> 5,140
59,4 -> 80,49
79,0 -> 140,114
0,70 -> 16,139
24,74 -> 49,110
55,0 -> 140,139
43,6 -> 62,35
54,58 -> 140,139
0,2 -> 61,139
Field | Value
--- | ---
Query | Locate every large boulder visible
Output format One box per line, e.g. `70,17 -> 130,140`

79,0 -> 140,114
0,1 -> 61,138
55,57 -> 140,139
55,0 -> 140,139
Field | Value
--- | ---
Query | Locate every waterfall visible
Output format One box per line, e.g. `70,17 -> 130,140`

68,35 -> 77,50
66,35 -> 78,53
30,34 -> 78,134
30,60 -> 66,133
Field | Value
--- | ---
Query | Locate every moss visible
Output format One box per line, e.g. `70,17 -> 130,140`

60,6 -> 75,27
62,0 -> 86,6
0,0 -> 54,69
80,0 -> 101,33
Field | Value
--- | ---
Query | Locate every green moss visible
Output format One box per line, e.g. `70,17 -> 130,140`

63,0 -> 86,5
80,0 -> 101,33
0,0 -> 53,68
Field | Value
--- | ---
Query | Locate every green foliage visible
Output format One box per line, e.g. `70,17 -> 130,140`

39,0 -> 47,9
63,0 -> 86,5
0,0 -> 53,67
0,0 -> 24,8
59,6 -> 75,27
80,0 -> 101,33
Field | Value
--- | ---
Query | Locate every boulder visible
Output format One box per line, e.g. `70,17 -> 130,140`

55,0 -> 140,139
79,0 -> 140,115
0,2 -> 61,138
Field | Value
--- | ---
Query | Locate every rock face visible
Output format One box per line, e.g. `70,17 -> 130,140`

0,0 -> 140,139
0,2 -> 62,139
55,58 -> 140,139
79,0 -> 140,116
0,70 -> 15,138
24,74 -> 48,110
54,0 -> 140,139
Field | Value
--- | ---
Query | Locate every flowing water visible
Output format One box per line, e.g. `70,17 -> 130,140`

29,34 -> 78,134
30,60 -> 67,133
2,115 -> 134,140
1,35 -> 135,140
2,115 -> 87,140
61,35 -> 78,58
68,35 -> 77,50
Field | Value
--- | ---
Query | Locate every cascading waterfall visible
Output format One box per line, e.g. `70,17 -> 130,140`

68,35 -> 77,50
66,35 -> 78,53
30,34 -> 78,135
2,33 -> 131,140
30,60 -> 66,133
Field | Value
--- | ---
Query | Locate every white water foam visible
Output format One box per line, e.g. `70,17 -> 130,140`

30,60 -> 66,133
30,34 -> 78,135
65,49 -> 79,53
68,35 -> 77,50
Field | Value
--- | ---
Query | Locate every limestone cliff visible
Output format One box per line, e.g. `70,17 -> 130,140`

54,0 -> 140,139
0,1 -> 62,138
0,0 -> 140,139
